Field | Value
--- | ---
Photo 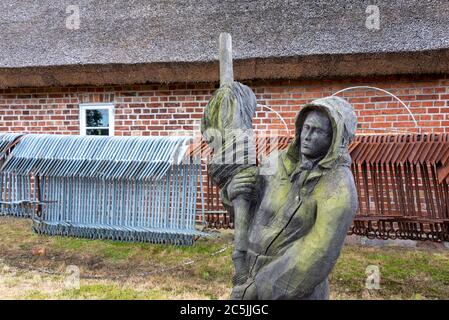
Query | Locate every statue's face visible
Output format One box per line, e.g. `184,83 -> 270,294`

300,110 -> 332,160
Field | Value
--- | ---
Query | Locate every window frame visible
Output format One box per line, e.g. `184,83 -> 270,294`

79,103 -> 115,136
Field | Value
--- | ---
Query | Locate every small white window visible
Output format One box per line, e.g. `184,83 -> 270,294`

79,103 -> 115,136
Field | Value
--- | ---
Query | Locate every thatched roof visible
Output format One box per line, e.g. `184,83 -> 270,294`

1,0 -> 449,87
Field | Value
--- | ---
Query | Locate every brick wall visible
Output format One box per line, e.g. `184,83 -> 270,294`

1,74 -> 449,227
1,75 -> 448,137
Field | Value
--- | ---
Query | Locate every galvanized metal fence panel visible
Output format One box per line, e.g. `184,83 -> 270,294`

0,134 -> 207,245
0,133 -> 35,217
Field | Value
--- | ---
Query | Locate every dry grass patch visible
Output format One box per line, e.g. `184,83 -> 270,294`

0,217 -> 448,300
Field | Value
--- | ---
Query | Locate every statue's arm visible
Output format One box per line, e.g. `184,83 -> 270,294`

255,171 -> 357,299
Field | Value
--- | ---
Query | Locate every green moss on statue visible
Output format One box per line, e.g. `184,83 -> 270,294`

202,86 -> 358,299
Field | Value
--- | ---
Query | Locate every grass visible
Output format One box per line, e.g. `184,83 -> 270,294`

0,216 -> 448,300
59,284 -> 167,300
330,245 -> 449,299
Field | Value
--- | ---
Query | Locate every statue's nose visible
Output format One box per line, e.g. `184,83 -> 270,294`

303,130 -> 312,141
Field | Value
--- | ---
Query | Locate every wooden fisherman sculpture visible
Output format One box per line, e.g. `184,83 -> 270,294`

201,33 -> 358,300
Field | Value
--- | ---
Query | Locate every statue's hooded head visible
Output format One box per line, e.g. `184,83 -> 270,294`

286,96 -> 357,170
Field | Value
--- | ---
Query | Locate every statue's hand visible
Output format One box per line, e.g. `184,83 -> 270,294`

227,170 -> 257,202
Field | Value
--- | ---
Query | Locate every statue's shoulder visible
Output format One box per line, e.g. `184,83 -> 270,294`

332,165 -> 353,180
319,165 -> 358,202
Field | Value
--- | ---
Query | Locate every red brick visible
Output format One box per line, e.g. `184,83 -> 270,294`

416,94 -> 439,100
0,77 -> 446,136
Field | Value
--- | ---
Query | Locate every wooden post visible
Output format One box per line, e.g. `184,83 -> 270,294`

219,33 -> 234,87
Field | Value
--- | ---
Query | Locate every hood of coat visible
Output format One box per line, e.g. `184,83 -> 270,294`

286,96 -> 357,173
